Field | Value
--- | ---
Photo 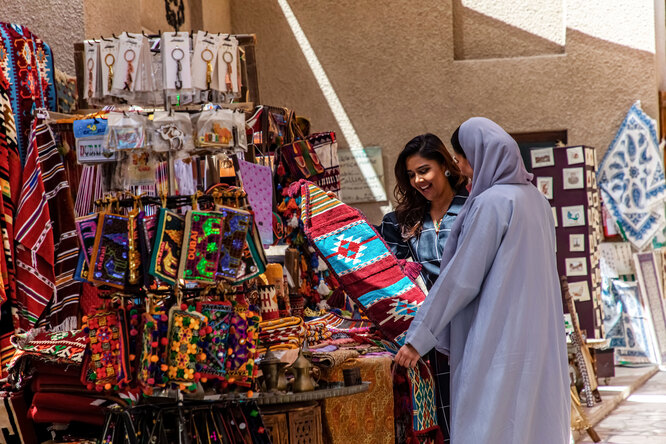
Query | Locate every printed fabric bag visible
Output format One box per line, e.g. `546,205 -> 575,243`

308,131 -> 340,195
277,111 -> 325,181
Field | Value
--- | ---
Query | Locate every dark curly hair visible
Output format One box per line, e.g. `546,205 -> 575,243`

394,133 -> 466,238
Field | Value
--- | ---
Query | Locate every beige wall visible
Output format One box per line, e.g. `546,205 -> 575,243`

0,0 -> 85,74
231,0 -> 660,223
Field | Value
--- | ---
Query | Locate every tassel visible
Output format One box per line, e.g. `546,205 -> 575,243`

277,200 -> 288,213
317,281 -> 330,296
277,163 -> 286,176
287,198 -> 298,210
288,215 -> 299,228
317,300 -> 330,312
287,180 -> 304,197
317,260 -> 328,272
398,259 -> 423,281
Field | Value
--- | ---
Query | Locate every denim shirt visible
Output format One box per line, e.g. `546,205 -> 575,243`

378,193 -> 467,289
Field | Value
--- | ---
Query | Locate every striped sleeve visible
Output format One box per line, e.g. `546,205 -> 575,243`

377,211 -> 411,260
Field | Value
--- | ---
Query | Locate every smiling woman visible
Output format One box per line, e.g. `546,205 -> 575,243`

376,133 -> 468,442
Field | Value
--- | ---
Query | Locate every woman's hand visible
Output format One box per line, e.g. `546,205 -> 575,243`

394,343 -> 420,369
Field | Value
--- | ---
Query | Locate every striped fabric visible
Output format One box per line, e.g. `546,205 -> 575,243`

299,182 -> 426,345
35,123 -> 80,330
14,122 -> 55,330
0,72 -> 19,306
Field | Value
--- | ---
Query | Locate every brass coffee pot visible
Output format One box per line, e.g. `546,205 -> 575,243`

287,346 -> 320,393
259,349 -> 288,393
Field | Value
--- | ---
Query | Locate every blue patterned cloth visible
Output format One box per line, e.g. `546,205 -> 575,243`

597,102 -> 666,249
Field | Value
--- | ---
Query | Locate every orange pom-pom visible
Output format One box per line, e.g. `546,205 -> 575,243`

129,354 -> 136,361
246,390 -> 254,398
161,364 -> 169,372
150,355 -> 159,363
104,383 -> 112,391
201,377 -> 208,383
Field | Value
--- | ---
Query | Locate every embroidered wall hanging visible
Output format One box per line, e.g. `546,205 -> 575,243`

166,308 -> 207,390
597,102 -> 666,249
88,213 -> 129,288
297,182 -> 426,345
149,209 -> 185,286
215,205 -> 252,280
196,301 -> 233,379
82,307 -> 123,391
223,305 -> 260,385
178,210 -> 225,285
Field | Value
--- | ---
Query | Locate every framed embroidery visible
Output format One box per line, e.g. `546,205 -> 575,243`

149,209 -> 185,286
565,257 -> 588,276
561,205 -> 586,227
569,234 -> 585,252
566,146 -> 584,165
88,213 -> 129,288
178,211 -> 225,285
530,147 -> 554,168
562,167 -> 584,190
536,177 -> 553,200
569,280 -> 590,302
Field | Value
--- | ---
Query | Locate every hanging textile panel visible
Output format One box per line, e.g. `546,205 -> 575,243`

0,23 -> 57,164
298,181 -> 425,345
597,102 -> 666,249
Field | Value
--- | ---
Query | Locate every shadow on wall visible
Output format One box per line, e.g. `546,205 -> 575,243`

230,0 -> 657,224
452,0 -> 565,60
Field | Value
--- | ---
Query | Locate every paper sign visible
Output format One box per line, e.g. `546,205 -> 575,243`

339,147 -> 387,203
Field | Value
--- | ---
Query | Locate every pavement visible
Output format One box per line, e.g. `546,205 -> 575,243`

577,370 -> 666,443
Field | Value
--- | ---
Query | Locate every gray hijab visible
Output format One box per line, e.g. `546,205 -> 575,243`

440,117 -> 534,268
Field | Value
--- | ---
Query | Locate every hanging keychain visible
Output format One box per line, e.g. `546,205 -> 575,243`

172,47 -> 184,90
202,48 -> 214,93
105,53 -> 115,93
221,50 -> 233,93
123,48 -> 136,91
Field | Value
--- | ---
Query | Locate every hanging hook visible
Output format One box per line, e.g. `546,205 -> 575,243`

112,33 -> 118,39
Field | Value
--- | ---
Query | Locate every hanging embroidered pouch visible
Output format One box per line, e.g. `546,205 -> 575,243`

81,306 -> 123,391
166,308 -> 207,390
88,213 -> 129,288
215,206 -> 252,281
196,301 -> 233,380
235,222 -> 267,283
138,305 -> 169,390
223,304 -> 261,386
178,210 -> 226,285
149,209 -> 185,286
279,139 -> 325,181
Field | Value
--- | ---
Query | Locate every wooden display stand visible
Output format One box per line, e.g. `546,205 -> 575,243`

262,402 -> 323,444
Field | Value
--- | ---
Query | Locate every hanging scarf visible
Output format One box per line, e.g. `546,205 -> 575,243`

14,122 -> 55,330
0,24 -> 57,164
33,122 -> 80,330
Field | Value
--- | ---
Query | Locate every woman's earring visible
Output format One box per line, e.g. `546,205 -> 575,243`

445,170 -> 451,177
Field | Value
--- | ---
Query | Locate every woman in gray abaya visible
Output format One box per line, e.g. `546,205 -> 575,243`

395,117 -> 570,444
